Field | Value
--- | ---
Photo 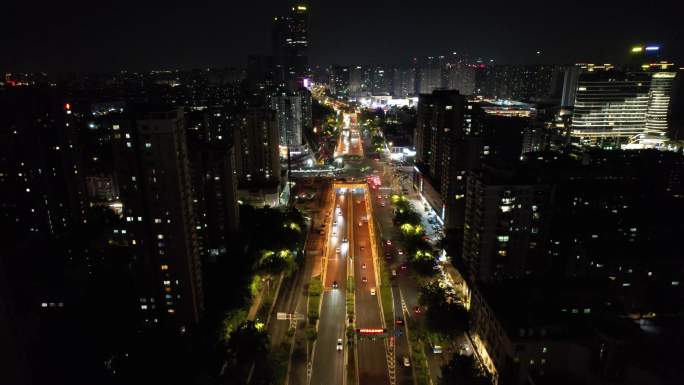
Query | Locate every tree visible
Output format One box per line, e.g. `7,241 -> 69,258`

440,354 -> 492,385
419,281 -> 468,333
223,321 -> 270,380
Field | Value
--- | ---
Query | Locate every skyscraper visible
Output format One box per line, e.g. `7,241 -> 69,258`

272,4 -> 309,90
110,106 -> 203,331
329,65 -> 350,98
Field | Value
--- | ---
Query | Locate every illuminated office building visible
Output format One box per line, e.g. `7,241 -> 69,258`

272,4 -> 309,89
570,49 -> 678,147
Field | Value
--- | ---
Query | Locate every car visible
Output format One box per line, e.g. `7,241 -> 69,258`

356,200 -> 361,204
332,281 -> 339,289
362,263 -> 366,269
333,221 -> 337,226
397,249 -> 404,255
384,194 -> 389,199
385,253 -> 391,260
337,338 -> 343,351
380,202 -> 385,207
362,276 -> 367,283
358,221 -> 362,227
396,318 -> 404,326
414,306 -> 422,314
403,356 -> 410,367
319,230 -> 325,235
386,240 -> 392,246
392,269 -> 397,276
342,238 -> 348,243
400,263 -> 407,270
332,230 -> 337,236
335,247 -> 340,253
370,288 -> 376,296
377,195 -> 382,199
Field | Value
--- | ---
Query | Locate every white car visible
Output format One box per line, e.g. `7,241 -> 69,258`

370,288 -> 376,296
336,247 -> 341,253
337,338 -> 343,351
403,356 -> 410,367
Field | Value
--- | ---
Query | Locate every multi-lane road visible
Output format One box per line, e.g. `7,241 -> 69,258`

310,182 -> 389,385
308,119 -> 403,385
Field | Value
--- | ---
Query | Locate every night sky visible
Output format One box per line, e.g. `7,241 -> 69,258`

2,0 -> 682,73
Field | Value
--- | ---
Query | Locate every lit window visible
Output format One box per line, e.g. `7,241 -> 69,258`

113,124 -> 120,130
145,143 -> 152,148
161,265 -> 169,270
154,218 -> 162,224
126,142 -> 132,148
125,133 -> 130,139
157,234 -> 164,239
497,235 -> 509,242
141,304 -> 148,310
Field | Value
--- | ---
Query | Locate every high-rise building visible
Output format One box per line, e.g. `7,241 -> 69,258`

370,65 -> 390,95
110,106 -> 203,331
272,4 -> 309,90
185,108 -> 240,262
463,170 -> 553,283
414,90 -> 486,231
445,63 -> 476,95
329,65 -> 350,98
270,88 -> 312,148
414,90 -> 528,248
570,62 -> 677,147
234,106 -> 281,187
417,56 -> 445,94
0,87 -> 86,240
349,65 -> 372,97
391,66 -> 416,97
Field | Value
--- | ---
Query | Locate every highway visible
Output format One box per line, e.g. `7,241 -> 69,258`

310,188 -> 349,385
352,185 -> 390,385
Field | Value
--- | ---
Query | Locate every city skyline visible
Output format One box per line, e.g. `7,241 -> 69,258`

2,0 -> 682,72
2,2 -> 683,385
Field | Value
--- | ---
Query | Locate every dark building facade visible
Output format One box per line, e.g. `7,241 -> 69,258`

110,107 -> 203,331
234,106 -> 281,188
272,4 -> 309,90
